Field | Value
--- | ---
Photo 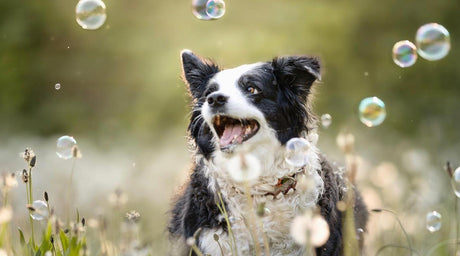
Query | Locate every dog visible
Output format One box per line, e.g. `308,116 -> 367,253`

168,50 -> 368,256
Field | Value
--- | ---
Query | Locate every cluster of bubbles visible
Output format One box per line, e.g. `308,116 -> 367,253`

285,138 -> 311,167
192,0 -> 226,20
392,23 -> 450,67
358,97 -> 386,127
56,135 -> 77,160
30,200 -> 49,221
426,211 -> 442,233
76,0 -> 107,30
320,114 -> 332,128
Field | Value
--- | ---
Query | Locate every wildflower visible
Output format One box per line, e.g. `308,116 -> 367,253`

125,210 -> 141,223
309,214 -> 330,247
21,169 -> 28,183
2,172 -> 18,189
20,148 -> 35,163
336,132 -> 354,154
290,211 -> 330,247
186,237 -> 196,246
227,153 -> 261,183
0,249 -> 7,256
108,188 -> 128,208
0,206 -> 13,224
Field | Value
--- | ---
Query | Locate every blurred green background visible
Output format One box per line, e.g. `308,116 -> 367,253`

1,0 -> 460,254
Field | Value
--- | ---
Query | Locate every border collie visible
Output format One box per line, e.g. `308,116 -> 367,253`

169,50 -> 368,256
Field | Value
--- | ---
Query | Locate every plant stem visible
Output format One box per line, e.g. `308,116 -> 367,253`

28,167 -> 35,247
216,190 -> 238,256
456,196 -> 459,255
244,182 -> 261,256
371,208 -> 413,256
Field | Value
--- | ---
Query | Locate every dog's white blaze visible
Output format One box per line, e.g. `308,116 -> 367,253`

202,62 -> 266,127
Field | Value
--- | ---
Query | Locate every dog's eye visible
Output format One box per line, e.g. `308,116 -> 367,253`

246,86 -> 260,94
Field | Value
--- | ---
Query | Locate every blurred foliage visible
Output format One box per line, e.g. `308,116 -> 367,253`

0,0 -> 458,147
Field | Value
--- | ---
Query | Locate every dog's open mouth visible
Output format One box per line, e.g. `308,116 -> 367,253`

212,115 -> 260,150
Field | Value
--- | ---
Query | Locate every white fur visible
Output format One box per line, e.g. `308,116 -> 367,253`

198,64 -> 325,255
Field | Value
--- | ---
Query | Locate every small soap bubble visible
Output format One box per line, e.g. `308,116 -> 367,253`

359,97 -> 386,127
227,153 -> 261,183
206,0 -> 226,19
426,211 -> 442,232
321,114 -> 332,128
192,0 -> 212,20
364,72 -> 369,77
30,200 -> 49,221
392,40 -> 417,68
416,23 -> 450,61
55,83 -> 61,90
452,167 -> 460,198
285,138 -> 310,167
56,136 -> 77,160
76,0 -> 107,30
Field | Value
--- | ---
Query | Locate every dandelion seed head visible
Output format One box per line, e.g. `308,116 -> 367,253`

0,206 -> 13,224
336,132 -> 355,154
186,237 -> 196,246
227,153 -> 261,183
290,211 -> 312,245
309,214 -> 330,247
2,173 -> 18,189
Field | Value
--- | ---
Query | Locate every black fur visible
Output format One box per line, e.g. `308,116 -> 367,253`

169,51 -> 368,256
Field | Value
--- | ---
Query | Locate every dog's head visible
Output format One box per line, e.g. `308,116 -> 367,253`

181,50 -> 320,159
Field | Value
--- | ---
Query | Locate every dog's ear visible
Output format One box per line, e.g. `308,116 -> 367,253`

181,50 -> 220,99
271,56 -> 321,97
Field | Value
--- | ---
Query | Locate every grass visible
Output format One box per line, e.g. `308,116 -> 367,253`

0,134 -> 459,256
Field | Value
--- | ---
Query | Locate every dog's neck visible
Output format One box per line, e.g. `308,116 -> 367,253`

201,131 -> 324,205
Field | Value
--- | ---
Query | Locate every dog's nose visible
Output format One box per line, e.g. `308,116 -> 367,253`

207,93 -> 228,107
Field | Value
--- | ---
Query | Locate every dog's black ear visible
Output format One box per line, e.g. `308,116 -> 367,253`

181,50 -> 220,99
271,56 -> 321,97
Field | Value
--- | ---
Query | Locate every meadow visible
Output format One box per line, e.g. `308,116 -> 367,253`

0,0 -> 459,255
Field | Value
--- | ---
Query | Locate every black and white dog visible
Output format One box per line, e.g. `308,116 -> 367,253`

169,50 -> 368,256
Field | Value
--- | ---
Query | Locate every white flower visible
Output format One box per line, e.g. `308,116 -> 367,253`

0,207 -> 13,224
227,153 -> 261,183
290,211 -> 330,247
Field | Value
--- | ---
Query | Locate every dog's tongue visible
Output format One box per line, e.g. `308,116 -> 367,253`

220,124 -> 244,148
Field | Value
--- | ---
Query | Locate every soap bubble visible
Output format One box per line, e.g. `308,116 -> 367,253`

206,0 -> 226,19
76,0 -> 107,30
55,83 -> 61,90
56,136 -> 77,160
359,97 -> 386,127
426,211 -> 442,233
416,23 -> 451,61
285,138 -> 310,167
227,153 -> 261,183
453,167 -> 460,198
392,40 -> 417,68
29,200 -> 49,221
192,0 -> 212,20
321,114 -> 332,128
